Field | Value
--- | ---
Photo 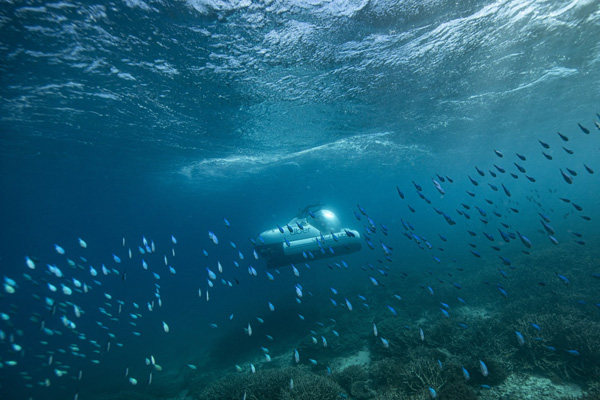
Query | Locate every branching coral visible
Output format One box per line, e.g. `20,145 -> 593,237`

401,356 -> 446,393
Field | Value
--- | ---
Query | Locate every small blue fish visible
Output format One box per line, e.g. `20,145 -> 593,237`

498,287 -> 508,298
345,298 -> 353,311
428,387 -> 437,398
432,179 -> 445,195
396,186 -> 404,198
556,273 -> 570,286
514,162 -> 526,173
516,231 -> 532,248
462,366 -> 470,380
515,331 -> 525,346
498,229 -> 510,242
540,220 -> 554,234
479,360 -> 488,377
387,305 -> 398,316
566,349 -> 580,356
560,169 -> 573,184
499,256 -> 511,265
558,131 -> 569,141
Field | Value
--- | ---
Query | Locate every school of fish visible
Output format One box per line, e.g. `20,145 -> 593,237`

0,115 -> 599,399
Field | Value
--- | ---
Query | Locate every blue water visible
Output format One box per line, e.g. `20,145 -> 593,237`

1,0 -> 600,399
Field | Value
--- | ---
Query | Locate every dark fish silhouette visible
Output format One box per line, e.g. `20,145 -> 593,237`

578,123 -> 589,134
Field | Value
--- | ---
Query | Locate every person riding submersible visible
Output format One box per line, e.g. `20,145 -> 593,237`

254,205 -> 362,269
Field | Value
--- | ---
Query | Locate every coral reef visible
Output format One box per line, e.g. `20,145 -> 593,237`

513,303 -> 600,384
278,368 -> 344,400
369,357 -> 405,388
332,364 -> 368,392
195,366 -> 343,400
349,380 -> 377,399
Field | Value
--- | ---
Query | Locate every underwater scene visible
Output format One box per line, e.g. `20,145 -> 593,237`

1,0 -> 600,399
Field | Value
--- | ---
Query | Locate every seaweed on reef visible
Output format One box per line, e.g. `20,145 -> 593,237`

194,366 -> 344,400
